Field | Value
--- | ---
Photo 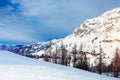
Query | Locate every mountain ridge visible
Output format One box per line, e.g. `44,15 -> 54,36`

1,8 -> 120,65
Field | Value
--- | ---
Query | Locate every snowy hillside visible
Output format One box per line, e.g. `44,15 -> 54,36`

32,8 -> 120,65
63,8 -> 120,58
0,8 -> 120,67
0,51 -> 119,80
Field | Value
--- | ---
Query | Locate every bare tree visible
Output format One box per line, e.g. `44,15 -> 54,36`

96,45 -> 107,75
60,43 -> 67,65
112,48 -> 120,78
44,54 -> 50,62
49,40 -> 52,62
53,46 -> 58,64
67,54 -> 71,66
71,44 -> 77,67
83,52 -> 89,70
77,51 -> 89,70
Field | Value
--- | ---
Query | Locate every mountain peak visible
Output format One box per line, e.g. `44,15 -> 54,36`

74,8 -> 120,36
63,8 -> 120,63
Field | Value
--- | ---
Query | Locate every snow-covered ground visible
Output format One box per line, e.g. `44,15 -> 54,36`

0,51 -> 119,80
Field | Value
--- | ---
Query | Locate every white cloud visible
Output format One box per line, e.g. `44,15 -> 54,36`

1,0 -> 119,43
12,0 -> 100,29
0,14 -> 37,42
16,0 -> 98,16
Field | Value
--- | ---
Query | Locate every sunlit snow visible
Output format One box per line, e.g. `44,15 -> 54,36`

0,51 -> 119,80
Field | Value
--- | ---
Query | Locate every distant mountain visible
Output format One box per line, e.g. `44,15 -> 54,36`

0,42 -> 51,57
0,44 -> 8,50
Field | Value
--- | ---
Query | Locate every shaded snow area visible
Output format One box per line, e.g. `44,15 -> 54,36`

0,51 -> 119,80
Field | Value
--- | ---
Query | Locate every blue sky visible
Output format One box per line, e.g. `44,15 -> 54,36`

0,0 -> 120,44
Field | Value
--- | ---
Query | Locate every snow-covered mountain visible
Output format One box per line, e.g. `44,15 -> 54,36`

0,44 -> 8,50
32,8 -> 120,64
0,42 -> 51,56
1,8 -> 120,65
0,51 -> 118,80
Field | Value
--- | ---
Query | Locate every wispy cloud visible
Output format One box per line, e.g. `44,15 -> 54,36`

15,0 -> 100,27
0,14 -> 37,42
0,0 -> 120,44
11,0 -> 101,40
15,0 -> 120,31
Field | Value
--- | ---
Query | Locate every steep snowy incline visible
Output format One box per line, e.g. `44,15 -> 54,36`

62,8 -> 120,63
64,8 -> 120,53
0,51 -> 119,80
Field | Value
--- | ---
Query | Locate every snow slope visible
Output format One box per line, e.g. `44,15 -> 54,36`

0,51 -> 119,80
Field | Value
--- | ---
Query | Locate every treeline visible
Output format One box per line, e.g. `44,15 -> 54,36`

33,43 -> 120,78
